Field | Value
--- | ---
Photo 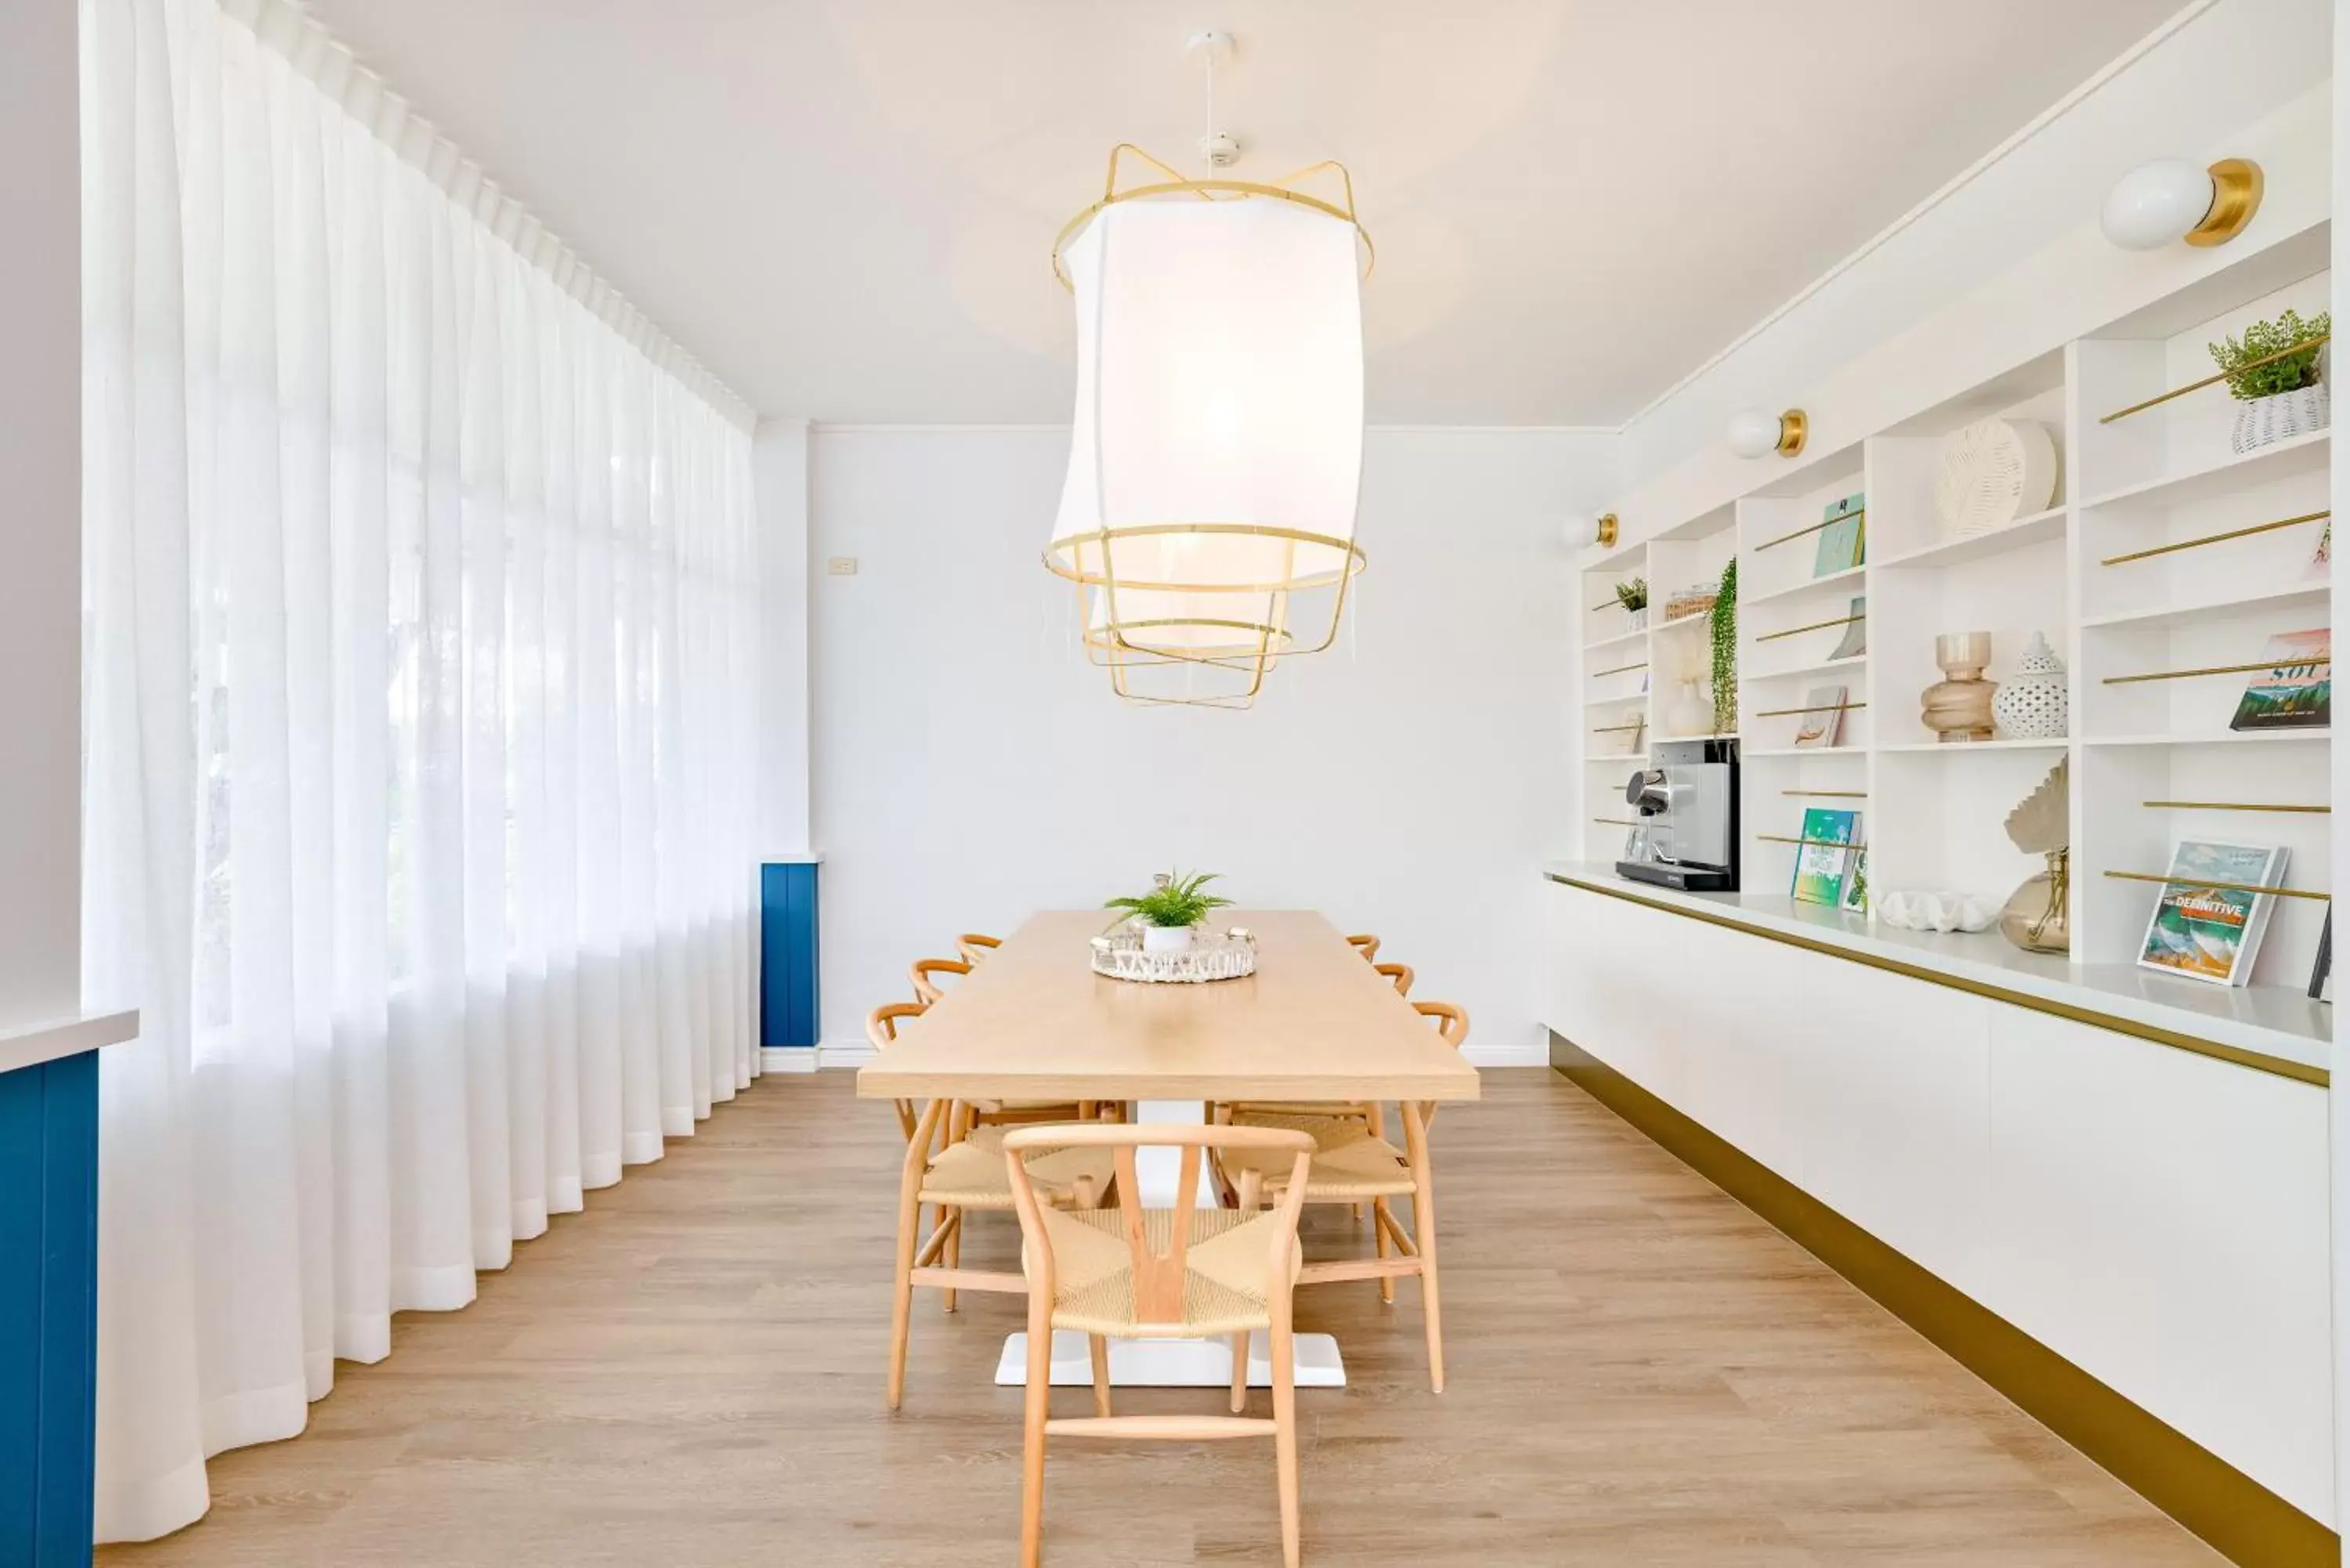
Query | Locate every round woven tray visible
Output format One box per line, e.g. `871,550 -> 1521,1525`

1090,927 -> 1258,984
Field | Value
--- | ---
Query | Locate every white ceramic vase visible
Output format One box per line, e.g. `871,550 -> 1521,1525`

1991,631 -> 2068,739
1665,680 -> 1711,737
1141,923 -> 1196,955
2232,381 -> 2329,453
1627,607 -> 1648,632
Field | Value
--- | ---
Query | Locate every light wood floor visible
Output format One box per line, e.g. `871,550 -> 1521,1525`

99,1068 -> 2222,1566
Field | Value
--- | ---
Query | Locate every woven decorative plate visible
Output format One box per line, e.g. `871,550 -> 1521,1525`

1933,417 -> 2056,542
1090,927 -> 1258,984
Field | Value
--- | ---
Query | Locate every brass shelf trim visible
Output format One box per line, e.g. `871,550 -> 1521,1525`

1755,834 -> 1865,849
2099,508 -> 2329,567
2095,333 -> 2330,425
2101,869 -> 2330,902
1590,661 -> 1649,678
1752,700 -> 1868,717
2103,659 -> 2305,686
1756,611 -> 1866,644
1546,872 -> 2326,1087
1591,723 -> 1645,734
2142,799 -> 2330,814
1755,508 -> 1867,553
1783,789 -> 1868,798
1592,817 -> 1641,828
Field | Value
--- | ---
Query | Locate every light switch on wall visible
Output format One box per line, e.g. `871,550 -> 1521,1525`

826,557 -> 859,576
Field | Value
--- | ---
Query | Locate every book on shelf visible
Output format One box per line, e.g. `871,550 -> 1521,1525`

1788,808 -> 1861,907
1826,595 -> 1866,660
1791,685 -> 1848,748
1813,492 -> 1865,577
2135,840 -> 2287,988
1838,847 -> 1868,915
2229,628 -> 2329,732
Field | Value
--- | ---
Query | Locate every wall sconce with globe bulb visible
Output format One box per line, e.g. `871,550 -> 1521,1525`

1726,407 -> 1807,460
2100,157 -> 2263,251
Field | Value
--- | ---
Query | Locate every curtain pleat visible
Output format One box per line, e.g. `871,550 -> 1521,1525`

79,0 -> 762,1541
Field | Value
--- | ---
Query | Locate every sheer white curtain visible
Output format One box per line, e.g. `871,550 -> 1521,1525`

80,0 -> 761,1540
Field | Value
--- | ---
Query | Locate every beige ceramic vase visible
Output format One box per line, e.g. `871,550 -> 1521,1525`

1922,631 -> 1995,742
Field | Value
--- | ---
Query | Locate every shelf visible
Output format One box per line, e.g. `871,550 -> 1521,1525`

2081,583 -> 2330,633
2084,729 -> 2330,748
2077,429 -> 2330,513
1871,505 -> 2066,571
1652,609 -> 1714,634
1655,731 -> 1739,743
1588,689 -> 1647,706
1582,627 -> 1649,655
1745,652 -> 1868,683
1743,563 -> 1866,606
1876,738 -> 2069,753
1742,745 -> 1865,760
1587,752 -> 1647,766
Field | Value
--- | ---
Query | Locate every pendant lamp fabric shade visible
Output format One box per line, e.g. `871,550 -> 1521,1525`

1050,193 -> 1367,705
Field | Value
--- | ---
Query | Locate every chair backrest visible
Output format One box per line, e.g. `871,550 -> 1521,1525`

866,1001 -> 931,1140
1001,1125 -> 1315,1327
956,932 -> 1003,965
1414,999 -> 1468,1048
1345,933 -> 1380,962
909,956 -> 972,1004
1374,962 -> 1414,996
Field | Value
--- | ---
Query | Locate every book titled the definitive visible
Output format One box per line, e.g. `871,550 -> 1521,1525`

2136,840 -> 2287,988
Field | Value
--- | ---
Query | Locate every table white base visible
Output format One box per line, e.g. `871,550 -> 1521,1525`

993,1328 -> 1347,1389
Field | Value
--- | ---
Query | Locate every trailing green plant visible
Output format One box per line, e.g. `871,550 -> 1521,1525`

1708,556 -> 1737,735
1613,576 -> 1648,612
2208,307 -> 2330,401
1104,870 -> 1231,929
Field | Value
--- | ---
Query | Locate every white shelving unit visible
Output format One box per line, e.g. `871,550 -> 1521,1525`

1577,223 -> 2334,1035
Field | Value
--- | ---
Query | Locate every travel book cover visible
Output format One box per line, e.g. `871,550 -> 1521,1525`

2136,840 -> 2287,988
1791,685 -> 1848,748
1789,808 -> 1860,907
2229,629 -> 2329,732
1812,492 -> 1865,578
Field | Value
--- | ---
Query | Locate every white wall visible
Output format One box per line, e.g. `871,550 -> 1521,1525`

807,426 -> 1614,1059
0,2 -> 83,1029
755,418 -> 813,855
1617,0 -> 2332,505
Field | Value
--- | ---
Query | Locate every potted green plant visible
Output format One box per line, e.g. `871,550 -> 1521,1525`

1614,576 -> 1648,632
1104,870 -> 1232,954
2209,305 -> 2329,453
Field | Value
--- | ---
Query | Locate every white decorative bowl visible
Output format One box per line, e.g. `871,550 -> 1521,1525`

1877,891 -> 1998,934
1933,417 -> 2057,543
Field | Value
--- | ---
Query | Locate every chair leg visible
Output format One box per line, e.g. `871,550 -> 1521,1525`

888,1193 -> 920,1411
1404,1102 -> 1445,1394
1021,1304 -> 1052,1568
1090,1334 -> 1112,1418
1372,1196 -> 1397,1306
1229,1331 -> 1250,1414
942,1209 -> 961,1314
1270,1315 -> 1301,1568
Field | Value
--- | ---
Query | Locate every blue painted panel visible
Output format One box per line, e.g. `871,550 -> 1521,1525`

761,862 -> 822,1050
0,1051 -> 100,1567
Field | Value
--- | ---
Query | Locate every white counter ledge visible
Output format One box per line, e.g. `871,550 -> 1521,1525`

1544,862 -> 2329,1082
0,1008 -> 141,1077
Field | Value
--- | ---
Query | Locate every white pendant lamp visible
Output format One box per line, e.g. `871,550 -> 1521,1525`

2099,157 -> 2264,250
1044,37 -> 1370,709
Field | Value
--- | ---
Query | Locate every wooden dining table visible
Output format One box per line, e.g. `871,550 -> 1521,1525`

857,909 -> 1481,1389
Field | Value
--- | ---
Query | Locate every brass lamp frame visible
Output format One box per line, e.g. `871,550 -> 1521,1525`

1047,145 -> 1376,707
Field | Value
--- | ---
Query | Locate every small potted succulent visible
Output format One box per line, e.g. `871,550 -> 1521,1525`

2209,305 -> 2330,453
1614,576 -> 1649,632
1105,870 -> 1231,954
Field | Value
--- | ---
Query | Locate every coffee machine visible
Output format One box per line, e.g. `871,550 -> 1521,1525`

1615,738 -> 1740,891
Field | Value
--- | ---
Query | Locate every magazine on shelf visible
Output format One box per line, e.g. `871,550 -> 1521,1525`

2135,840 -> 2287,988
2228,629 -> 2329,732
1788,808 -> 1861,907
1791,685 -> 1848,749
1812,492 -> 1865,577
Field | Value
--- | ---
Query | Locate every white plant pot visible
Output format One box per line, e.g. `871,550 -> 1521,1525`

1141,923 -> 1197,955
1626,607 -> 1648,632
2232,381 -> 2329,454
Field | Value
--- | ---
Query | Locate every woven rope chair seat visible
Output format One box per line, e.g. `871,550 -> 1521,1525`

1224,1111 -> 1417,1200
920,1125 -> 1113,1209
1029,1206 -> 1294,1338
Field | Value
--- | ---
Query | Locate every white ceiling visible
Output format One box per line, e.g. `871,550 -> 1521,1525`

305,0 -> 2185,426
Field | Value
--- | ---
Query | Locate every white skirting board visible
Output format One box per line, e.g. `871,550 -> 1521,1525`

779,1041 -> 1540,1070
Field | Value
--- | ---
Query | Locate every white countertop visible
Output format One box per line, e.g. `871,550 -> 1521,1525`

0,1008 -> 141,1077
1545,862 -> 2330,1078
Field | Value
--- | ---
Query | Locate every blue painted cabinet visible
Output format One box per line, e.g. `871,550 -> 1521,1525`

761,861 -> 822,1051
0,1049 -> 99,1567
